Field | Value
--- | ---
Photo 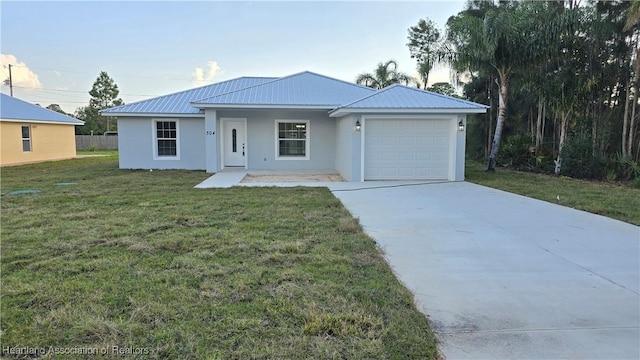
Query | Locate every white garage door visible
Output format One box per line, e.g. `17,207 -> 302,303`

364,119 -> 451,180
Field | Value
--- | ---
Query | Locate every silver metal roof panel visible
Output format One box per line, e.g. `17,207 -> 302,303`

102,77 -> 276,115
192,71 -> 375,107
335,84 -> 489,110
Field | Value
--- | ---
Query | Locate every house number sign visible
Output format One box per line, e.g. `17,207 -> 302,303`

206,131 -> 215,135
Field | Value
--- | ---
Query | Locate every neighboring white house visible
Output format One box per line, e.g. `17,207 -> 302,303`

101,71 -> 487,182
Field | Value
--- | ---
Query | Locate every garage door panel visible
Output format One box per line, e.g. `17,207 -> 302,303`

368,136 -> 383,146
399,136 -> 415,145
399,121 -> 412,129
397,167 -> 416,177
365,119 -> 451,180
398,152 -> 415,161
434,136 -> 449,145
382,137 -> 398,145
382,152 -> 397,161
433,151 -> 448,161
380,167 -> 398,177
417,136 -> 433,145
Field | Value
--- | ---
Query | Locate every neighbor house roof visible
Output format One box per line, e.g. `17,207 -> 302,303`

329,84 -> 489,117
0,93 -> 84,125
191,71 -> 375,109
101,77 -> 276,116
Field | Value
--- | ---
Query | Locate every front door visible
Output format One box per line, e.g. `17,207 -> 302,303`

223,120 -> 246,167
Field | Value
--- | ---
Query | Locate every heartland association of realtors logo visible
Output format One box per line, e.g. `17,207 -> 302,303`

2,345 -> 150,356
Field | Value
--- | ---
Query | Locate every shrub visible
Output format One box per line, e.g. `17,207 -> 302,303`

560,132 -> 607,179
532,154 -> 556,173
611,153 -> 640,181
498,133 -> 534,169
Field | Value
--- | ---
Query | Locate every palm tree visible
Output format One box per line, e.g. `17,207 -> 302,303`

416,62 -> 432,90
356,60 -> 413,89
623,0 -> 640,158
625,0 -> 640,30
444,2 -> 575,171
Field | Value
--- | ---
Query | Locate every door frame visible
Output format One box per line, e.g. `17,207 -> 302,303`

220,118 -> 248,169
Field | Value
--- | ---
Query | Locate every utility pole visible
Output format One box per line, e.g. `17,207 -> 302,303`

7,64 -> 13,96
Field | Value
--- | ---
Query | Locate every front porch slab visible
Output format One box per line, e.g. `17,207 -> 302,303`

241,170 -> 344,183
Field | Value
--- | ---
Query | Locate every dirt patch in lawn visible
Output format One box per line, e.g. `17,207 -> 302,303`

241,171 -> 345,183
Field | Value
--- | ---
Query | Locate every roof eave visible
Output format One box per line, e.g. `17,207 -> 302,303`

99,112 -> 203,118
329,107 -> 488,117
190,103 -> 335,110
1,118 -> 85,125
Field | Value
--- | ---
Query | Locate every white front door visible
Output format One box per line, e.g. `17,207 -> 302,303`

223,120 -> 246,167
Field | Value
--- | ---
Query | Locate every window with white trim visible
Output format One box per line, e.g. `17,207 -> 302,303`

154,120 -> 179,158
276,120 -> 309,159
21,125 -> 31,152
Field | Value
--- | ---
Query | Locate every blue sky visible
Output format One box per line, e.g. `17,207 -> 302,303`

1,1 -> 465,113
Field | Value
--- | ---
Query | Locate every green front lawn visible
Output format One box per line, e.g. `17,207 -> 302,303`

1,156 -> 437,358
466,161 -> 640,225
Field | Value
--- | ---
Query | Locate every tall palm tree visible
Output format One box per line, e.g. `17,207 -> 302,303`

444,2 -> 575,171
356,60 -> 413,89
623,0 -> 640,157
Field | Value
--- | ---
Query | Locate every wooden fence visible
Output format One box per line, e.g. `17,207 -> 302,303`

76,135 -> 118,150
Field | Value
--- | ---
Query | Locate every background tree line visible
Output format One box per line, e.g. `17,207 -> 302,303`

442,0 -> 639,181
358,0 -> 639,182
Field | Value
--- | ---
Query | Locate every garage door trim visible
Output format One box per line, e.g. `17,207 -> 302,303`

360,115 -> 459,181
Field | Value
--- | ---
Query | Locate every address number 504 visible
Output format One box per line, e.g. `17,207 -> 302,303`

206,131 -> 215,135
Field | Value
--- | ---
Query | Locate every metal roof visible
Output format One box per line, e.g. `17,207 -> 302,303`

101,77 -> 276,115
100,72 -> 487,117
332,84 -> 489,111
0,93 -> 84,125
191,71 -> 375,108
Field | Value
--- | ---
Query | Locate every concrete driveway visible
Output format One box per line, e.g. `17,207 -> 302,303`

330,181 -> 640,359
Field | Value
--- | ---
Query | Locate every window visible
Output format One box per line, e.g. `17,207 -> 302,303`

276,120 -> 309,160
232,129 -> 237,153
21,125 -> 31,152
153,119 -> 179,159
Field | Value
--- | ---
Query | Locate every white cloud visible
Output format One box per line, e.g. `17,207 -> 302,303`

192,60 -> 222,86
0,54 -> 42,89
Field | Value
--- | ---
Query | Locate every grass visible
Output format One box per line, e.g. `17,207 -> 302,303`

0,155 -> 438,359
466,160 -> 640,226
76,149 -> 119,156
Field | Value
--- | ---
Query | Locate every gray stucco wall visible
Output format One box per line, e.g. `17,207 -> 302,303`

117,111 -> 466,181
335,115 -> 362,182
455,115 -> 467,181
335,115 -> 353,181
118,117 -> 205,170
217,110 -> 336,171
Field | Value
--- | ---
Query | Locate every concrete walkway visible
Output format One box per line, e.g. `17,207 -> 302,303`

194,169 -> 247,188
331,181 -> 639,359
